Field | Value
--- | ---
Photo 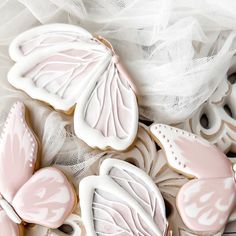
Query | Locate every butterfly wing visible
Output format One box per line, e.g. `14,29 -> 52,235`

0,102 -> 38,203
74,60 -> 138,150
0,209 -> 22,236
80,159 -> 167,236
8,25 -> 111,112
12,167 -> 76,229
100,159 -> 167,233
150,124 -> 233,179
9,23 -> 92,61
176,178 -> 236,233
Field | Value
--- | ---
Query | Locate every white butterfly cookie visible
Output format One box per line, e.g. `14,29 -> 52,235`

79,158 -> 168,236
8,24 -> 139,151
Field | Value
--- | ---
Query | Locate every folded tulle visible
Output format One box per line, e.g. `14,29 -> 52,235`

0,0 -> 236,193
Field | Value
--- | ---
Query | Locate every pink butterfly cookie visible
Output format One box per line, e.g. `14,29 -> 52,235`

8,24 -> 139,151
150,124 -> 236,234
0,101 -> 76,236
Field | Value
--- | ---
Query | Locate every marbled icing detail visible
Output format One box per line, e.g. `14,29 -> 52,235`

12,168 -> 76,229
150,124 -> 236,233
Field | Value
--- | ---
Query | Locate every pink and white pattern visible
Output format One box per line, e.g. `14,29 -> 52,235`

150,124 -> 236,234
8,24 -> 138,151
0,102 -> 76,235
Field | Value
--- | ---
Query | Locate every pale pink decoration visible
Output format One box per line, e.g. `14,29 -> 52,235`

8,24 -> 138,151
0,101 -> 38,203
80,60 -> 136,140
177,178 -> 236,232
12,168 -> 76,228
150,124 -> 236,233
0,102 -> 76,235
0,210 -> 20,236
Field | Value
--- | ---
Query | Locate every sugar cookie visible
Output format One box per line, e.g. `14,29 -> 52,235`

150,124 -> 236,234
79,158 -> 168,236
179,79 -> 236,156
0,101 -> 77,236
8,24 -> 138,151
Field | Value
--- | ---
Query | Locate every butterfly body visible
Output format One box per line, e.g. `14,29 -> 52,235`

8,24 -> 139,151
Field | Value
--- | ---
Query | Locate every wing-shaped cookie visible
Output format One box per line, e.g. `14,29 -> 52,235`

12,167 -> 76,229
9,23 -> 92,61
150,124 -> 233,179
177,178 -> 236,232
74,60 -> 138,150
80,159 -> 167,236
0,102 -> 38,203
8,24 -> 138,150
8,37 -> 110,112
150,124 -> 236,233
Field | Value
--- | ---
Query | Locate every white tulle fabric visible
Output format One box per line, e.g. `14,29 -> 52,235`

0,0 -> 236,176
0,0 -> 236,202
0,1 -> 236,234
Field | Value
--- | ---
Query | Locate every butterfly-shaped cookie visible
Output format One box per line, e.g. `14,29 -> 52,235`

0,102 -> 76,236
150,124 -> 236,234
79,158 -> 168,236
8,24 -> 138,151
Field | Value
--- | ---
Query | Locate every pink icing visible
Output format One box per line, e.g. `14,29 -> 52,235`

0,102 -> 37,203
12,167 -> 76,229
150,124 -> 236,233
84,61 -> 137,139
0,210 -> 20,236
177,177 -> 236,232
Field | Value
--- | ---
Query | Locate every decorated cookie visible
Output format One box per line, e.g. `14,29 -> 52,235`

150,124 -> 236,234
179,78 -> 236,156
25,213 -> 84,236
79,158 -> 168,236
0,102 -> 77,236
107,123 -> 187,197
8,23 -> 138,151
165,194 -> 224,236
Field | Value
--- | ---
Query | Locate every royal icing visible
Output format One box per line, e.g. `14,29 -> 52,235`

8,23 -> 138,151
79,158 -> 168,236
0,102 -> 76,235
150,124 -> 236,233
179,78 -> 236,156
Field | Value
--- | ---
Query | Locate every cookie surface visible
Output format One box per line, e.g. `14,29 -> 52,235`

8,24 -> 139,151
80,158 -> 168,236
150,124 -> 236,234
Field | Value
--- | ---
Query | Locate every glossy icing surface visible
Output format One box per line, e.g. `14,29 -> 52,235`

80,158 -> 167,236
150,124 -> 236,233
8,23 -> 138,151
0,101 -> 77,234
0,101 -> 38,203
12,167 -> 76,229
